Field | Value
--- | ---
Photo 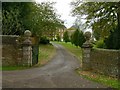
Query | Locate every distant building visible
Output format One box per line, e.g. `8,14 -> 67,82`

67,26 -> 76,36
54,26 -> 67,41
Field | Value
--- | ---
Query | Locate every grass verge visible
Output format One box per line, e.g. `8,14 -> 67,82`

1,66 -> 29,71
35,43 -> 56,67
2,43 -> 56,71
76,68 -> 119,89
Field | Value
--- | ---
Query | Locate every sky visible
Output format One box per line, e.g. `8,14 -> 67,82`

35,0 -> 76,28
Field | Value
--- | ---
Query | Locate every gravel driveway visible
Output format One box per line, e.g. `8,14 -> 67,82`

2,43 -> 108,88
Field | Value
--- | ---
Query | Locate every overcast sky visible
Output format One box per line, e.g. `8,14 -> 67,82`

35,0 -> 76,28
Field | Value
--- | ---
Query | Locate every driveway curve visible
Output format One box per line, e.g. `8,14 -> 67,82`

3,43 -> 108,88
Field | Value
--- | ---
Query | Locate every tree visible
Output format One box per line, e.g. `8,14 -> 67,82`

63,31 -> 69,43
104,27 -> 120,49
71,33 -> 74,45
2,2 -> 64,38
71,2 -> 119,37
56,34 -> 61,42
71,1 -> 120,49
71,29 -> 85,47
2,2 -> 27,35
79,30 -> 86,47
71,29 -> 80,47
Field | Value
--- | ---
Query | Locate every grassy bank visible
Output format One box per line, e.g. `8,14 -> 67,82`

2,44 -> 56,71
2,66 -> 29,71
55,41 -> 118,89
35,43 -> 56,67
76,69 -> 119,89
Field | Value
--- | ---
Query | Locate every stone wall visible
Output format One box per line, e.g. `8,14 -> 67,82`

1,30 -> 35,67
1,35 -> 23,66
82,31 -> 120,78
90,48 -> 120,78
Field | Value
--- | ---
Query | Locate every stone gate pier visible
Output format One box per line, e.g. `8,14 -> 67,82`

22,30 -> 32,66
82,31 -> 92,71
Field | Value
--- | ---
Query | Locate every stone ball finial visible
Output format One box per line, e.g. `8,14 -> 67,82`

24,30 -> 31,37
84,31 -> 91,41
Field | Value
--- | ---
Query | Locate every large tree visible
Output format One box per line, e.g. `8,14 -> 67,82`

71,1 -> 120,39
2,2 -> 64,38
71,1 -> 120,49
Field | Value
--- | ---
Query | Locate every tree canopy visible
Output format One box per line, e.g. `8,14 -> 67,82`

71,1 -> 120,39
2,2 -> 64,38
71,1 -> 120,49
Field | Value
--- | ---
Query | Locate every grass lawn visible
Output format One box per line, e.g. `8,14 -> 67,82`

54,41 -> 82,64
1,66 -> 29,71
34,43 -> 56,67
55,41 -> 119,89
2,43 -> 56,71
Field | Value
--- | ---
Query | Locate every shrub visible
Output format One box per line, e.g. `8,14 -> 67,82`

79,31 -> 86,47
94,39 -> 105,48
56,34 -> 61,42
71,29 -> 85,47
104,28 -> 120,49
39,36 -> 50,44
63,31 -> 70,43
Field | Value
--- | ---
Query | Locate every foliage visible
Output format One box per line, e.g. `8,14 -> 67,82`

71,1 -> 120,39
39,36 -> 50,44
2,2 -> 64,38
71,1 -> 120,49
71,29 -> 85,47
56,34 -> 61,42
104,27 -> 120,49
71,33 -> 74,45
2,2 -> 27,35
71,29 -> 80,47
63,31 -> 70,43
94,39 -> 106,48
79,30 -> 86,47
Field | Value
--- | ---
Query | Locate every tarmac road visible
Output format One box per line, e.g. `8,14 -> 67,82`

2,43 -> 108,88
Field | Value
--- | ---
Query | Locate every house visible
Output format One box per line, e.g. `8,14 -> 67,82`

54,25 -> 67,41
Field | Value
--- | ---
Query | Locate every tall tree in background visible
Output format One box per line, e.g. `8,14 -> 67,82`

72,29 -> 80,47
71,29 -> 85,47
79,30 -> 86,47
2,2 -> 64,38
63,31 -> 69,43
71,1 -> 120,49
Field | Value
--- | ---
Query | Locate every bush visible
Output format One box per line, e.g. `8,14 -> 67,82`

39,36 -> 50,44
70,29 -> 85,47
63,31 -> 70,43
104,28 -> 120,49
56,34 -> 61,42
94,39 -> 106,48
